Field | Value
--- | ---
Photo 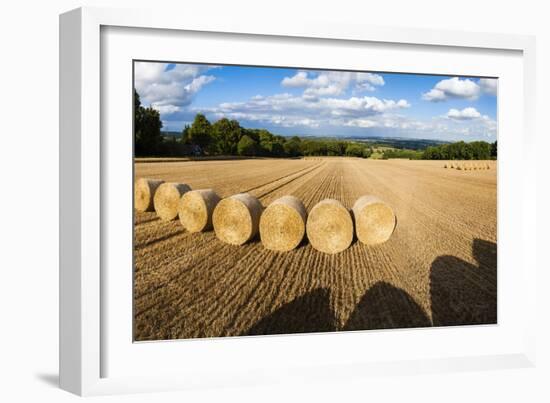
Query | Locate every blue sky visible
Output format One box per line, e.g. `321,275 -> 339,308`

134,61 -> 497,141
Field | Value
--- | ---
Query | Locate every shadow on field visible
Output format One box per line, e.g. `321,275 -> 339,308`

203,239 -> 497,338
429,239 -> 497,326
244,283 -> 431,336
344,281 -> 431,331
244,288 -> 337,335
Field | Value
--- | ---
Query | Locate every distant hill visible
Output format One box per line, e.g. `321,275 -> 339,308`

347,136 -> 450,151
165,130 -> 452,151
162,131 -> 181,139
292,135 -> 450,151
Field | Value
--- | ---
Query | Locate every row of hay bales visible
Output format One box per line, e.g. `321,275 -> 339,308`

135,178 -> 396,254
444,161 -> 492,171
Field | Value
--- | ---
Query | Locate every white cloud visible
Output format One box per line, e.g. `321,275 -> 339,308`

479,78 -> 498,96
344,119 -> 378,128
198,90 -> 496,140
134,62 -> 216,116
281,71 -> 310,87
447,107 -> 482,120
343,112 -> 497,139
201,93 -> 409,129
281,71 -> 385,98
422,77 -> 481,102
135,62 -> 497,140
421,88 -> 447,102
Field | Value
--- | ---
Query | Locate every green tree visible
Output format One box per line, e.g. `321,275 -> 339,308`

181,124 -> 191,144
256,129 -> 272,155
470,141 -> 491,160
212,118 -> 242,155
422,140 -> 494,160
284,136 -> 302,157
242,128 -> 261,143
187,113 -> 213,153
345,143 -> 364,157
134,89 -> 163,156
270,141 -> 285,156
326,141 -> 346,156
237,135 -> 258,156
362,147 -> 373,158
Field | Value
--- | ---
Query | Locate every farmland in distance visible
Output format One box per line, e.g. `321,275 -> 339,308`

134,157 -> 497,341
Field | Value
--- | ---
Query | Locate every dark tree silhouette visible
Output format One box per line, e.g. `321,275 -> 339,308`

430,239 -> 497,326
344,282 -> 431,331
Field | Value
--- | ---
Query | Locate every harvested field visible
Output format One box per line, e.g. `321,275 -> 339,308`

134,157 -> 497,341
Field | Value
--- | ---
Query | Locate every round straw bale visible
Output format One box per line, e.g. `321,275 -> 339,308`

260,196 -> 307,251
178,189 -> 221,232
153,182 -> 191,221
352,195 -> 396,245
134,178 -> 164,212
306,199 -> 353,254
213,193 -> 263,245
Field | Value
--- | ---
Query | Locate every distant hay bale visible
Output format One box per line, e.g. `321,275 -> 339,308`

213,193 -> 263,245
306,199 -> 353,254
178,189 -> 221,232
260,195 -> 307,251
153,182 -> 191,221
486,163 -> 491,169
352,196 -> 396,245
134,178 -> 164,212
444,163 -> 448,169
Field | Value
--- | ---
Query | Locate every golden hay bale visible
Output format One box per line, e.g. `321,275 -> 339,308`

444,163 -> 448,169
213,193 -> 263,245
259,195 -> 307,252
134,178 -> 164,212
153,182 -> 191,221
352,195 -> 396,245
486,163 -> 491,169
306,199 -> 353,254
178,189 -> 221,232
456,164 -> 463,171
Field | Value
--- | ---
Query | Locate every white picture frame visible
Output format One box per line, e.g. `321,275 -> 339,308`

60,6 -> 537,396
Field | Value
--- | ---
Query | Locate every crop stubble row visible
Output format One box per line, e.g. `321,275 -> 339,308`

134,158 -> 497,340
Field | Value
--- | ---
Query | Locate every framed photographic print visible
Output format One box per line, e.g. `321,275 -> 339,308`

60,6 -> 537,396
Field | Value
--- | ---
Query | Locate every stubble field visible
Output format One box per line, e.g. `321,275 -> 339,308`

134,157 -> 497,341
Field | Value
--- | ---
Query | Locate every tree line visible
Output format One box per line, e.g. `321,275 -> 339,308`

421,141 -> 497,160
134,90 -> 373,158
179,113 -> 374,158
134,89 -> 496,160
